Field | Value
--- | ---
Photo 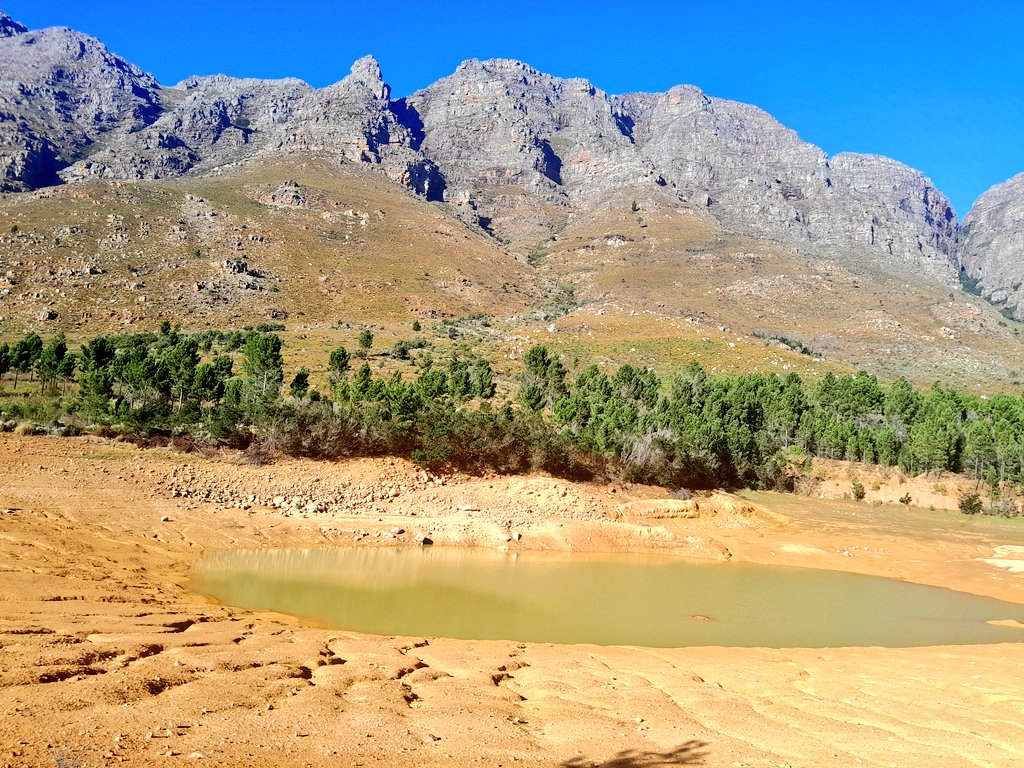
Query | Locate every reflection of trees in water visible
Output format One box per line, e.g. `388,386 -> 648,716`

194,545 -> 527,591
560,741 -> 709,766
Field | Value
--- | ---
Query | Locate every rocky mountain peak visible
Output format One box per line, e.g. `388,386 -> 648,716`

338,55 -> 387,100
348,54 -> 382,81
957,172 -> 1024,317
399,56 -> 650,241
0,19 -> 163,190
0,10 -> 27,36
458,57 -> 543,78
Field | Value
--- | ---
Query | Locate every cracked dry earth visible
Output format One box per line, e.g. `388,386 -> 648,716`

2,434 -> 1024,767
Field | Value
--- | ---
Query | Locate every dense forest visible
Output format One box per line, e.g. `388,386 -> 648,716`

1,325 -> 1021,515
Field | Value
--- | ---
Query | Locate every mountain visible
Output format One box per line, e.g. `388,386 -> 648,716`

67,55 -> 445,199
0,15 -> 959,278
0,12 -> 163,190
1,11 -> 1023,388
403,58 -> 958,282
958,173 -> 1024,318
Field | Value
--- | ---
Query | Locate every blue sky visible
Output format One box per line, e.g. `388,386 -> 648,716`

5,0 -> 1023,217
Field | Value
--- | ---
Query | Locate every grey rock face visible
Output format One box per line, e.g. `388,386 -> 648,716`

0,11 -> 27,36
614,87 -> 957,277
0,18 -> 163,190
274,56 -> 443,198
401,61 -> 957,276
404,59 -> 649,196
69,56 -> 443,197
398,59 -> 652,236
66,74 -> 313,181
825,154 -> 957,272
958,173 -> 1024,317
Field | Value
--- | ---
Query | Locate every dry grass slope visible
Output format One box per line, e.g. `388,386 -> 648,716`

2,157 -> 1024,389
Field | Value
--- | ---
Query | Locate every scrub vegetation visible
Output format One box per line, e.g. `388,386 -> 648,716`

2,328 -> 1023,514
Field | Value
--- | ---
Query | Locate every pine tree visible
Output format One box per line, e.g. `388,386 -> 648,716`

242,333 -> 284,407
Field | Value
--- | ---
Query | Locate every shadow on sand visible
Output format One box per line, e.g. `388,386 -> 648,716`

559,741 -> 709,767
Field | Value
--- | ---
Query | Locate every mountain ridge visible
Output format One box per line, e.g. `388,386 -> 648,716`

2,11 -> 1024,334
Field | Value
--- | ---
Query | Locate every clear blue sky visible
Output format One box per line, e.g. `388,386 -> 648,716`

5,0 -> 1023,217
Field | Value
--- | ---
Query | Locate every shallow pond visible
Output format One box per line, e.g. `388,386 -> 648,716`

191,546 -> 1024,647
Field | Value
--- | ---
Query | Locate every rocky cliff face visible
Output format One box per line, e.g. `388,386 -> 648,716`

66,55 -> 443,198
0,11 -> 969,282
0,10 -> 26,36
395,59 -> 656,240
0,13 -> 163,191
400,62 -> 957,277
614,88 -> 957,277
65,74 -> 313,181
958,173 -> 1024,317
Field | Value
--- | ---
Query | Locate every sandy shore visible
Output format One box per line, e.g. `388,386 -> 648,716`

1,434 -> 1023,767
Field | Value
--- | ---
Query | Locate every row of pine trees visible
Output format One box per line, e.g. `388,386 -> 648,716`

1,326 -> 1023,496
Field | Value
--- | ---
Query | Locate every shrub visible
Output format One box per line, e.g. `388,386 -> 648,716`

851,478 -> 866,501
288,368 -> 310,398
958,492 -> 983,515
391,340 -> 412,360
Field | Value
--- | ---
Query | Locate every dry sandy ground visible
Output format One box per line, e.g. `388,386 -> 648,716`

1,434 -> 1024,768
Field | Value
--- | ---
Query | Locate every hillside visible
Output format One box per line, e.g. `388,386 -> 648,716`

3,155 -> 1023,389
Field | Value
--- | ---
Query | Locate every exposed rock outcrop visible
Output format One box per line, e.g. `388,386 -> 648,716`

67,55 -> 444,198
274,55 -> 444,198
0,10 -> 27,36
399,59 -> 652,237
0,16 -> 163,190
401,60 -> 957,277
260,179 -> 309,208
958,173 -> 1024,317
615,87 -> 957,277
66,74 -> 312,181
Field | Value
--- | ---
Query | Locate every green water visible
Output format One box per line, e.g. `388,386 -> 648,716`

191,546 -> 1024,648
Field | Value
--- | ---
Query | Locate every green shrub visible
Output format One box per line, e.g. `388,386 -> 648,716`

958,492 -> 983,515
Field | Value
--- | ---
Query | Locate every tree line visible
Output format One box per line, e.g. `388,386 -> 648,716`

2,328 -> 1024,511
